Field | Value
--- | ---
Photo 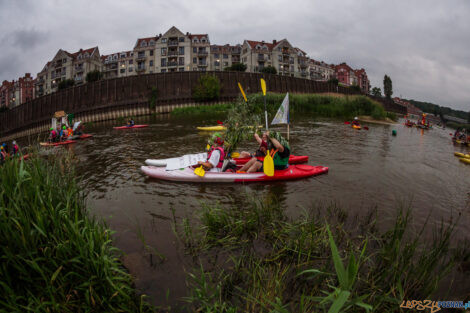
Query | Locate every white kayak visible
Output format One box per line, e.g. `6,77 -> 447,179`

141,164 -> 329,183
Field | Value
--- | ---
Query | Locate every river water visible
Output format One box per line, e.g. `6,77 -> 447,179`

58,114 -> 469,309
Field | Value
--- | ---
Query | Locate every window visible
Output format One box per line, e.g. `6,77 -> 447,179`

290,65 -> 294,72
179,57 -> 184,65
150,50 -> 154,56
149,40 -> 155,46
120,69 -> 125,73
62,58 -> 66,63
161,59 -> 167,67
214,61 -> 220,66
161,48 -> 167,55
201,38 -> 206,43
161,69 -> 166,73
223,62 -> 228,67
179,37 -> 184,42
178,67 -> 184,72
193,47 -> 197,53
179,47 -> 184,55
129,59 -> 133,65
278,55 -> 282,61
193,38 -> 199,43
141,41 -> 147,47
290,57 -> 294,64
149,60 -> 154,66
161,38 -> 167,43
223,54 -> 228,59
193,57 -> 197,64
213,53 -> 219,58
129,67 -> 133,72
120,53 -> 126,58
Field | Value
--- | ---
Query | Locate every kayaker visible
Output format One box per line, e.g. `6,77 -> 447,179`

2,142 -> 8,154
12,141 -> 19,156
238,131 -> 290,173
352,117 -> 361,127
197,135 -> 225,172
127,118 -> 135,127
75,123 -> 84,135
239,132 -> 268,158
60,125 -> 68,141
66,126 -> 74,139
0,146 -> 6,164
49,127 -> 58,142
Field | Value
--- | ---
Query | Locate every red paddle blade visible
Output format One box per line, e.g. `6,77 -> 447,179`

344,121 -> 351,124
364,126 -> 369,130
217,120 -> 223,125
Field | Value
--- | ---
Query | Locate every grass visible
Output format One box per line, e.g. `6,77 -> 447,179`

447,122 -> 470,130
0,154 -> 153,312
171,93 -> 391,121
178,192 -> 467,312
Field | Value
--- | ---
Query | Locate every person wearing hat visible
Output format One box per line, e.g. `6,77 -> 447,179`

0,145 -> 6,164
59,125 -> 68,141
239,132 -> 268,159
352,117 -> 361,127
197,134 -> 225,172
49,127 -> 58,142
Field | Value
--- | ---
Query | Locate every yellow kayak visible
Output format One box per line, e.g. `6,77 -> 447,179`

197,126 -> 226,131
454,152 -> 470,159
459,158 -> 470,165
352,125 -> 361,130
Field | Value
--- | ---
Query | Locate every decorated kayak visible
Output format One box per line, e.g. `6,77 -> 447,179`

145,154 -> 309,167
352,125 -> 361,130
459,158 -> 470,165
454,152 -> 470,159
197,126 -> 226,131
40,140 -> 77,147
141,164 -> 328,183
113,125 -> 148,129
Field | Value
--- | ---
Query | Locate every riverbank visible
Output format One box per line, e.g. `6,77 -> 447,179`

358,115 -> 398,125
0,154 -> 153,312
172,93 -> 395,121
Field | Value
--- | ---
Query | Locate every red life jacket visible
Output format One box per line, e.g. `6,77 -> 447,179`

207,146 -> 225,168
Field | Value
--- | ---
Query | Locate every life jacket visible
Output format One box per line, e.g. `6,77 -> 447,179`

270,148 -> 290,167
67,129 -> 73,136
207,146 -> 225,168
13,145 -> 19,155
51,130 -> 57,138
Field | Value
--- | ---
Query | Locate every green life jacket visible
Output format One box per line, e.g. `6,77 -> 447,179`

271,148 -> 289,167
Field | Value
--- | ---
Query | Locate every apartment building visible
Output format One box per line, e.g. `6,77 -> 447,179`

335,62 -> 357,86
353,69 -> 370,94
308,59 -> 335,81
0,81 -> 14,108
35,47 -> 101,96
102,51 -> 134,79
241,40 -> 274,73
209,44 -> 242,71
133,36 -> 158,74
0,73 -> 36,108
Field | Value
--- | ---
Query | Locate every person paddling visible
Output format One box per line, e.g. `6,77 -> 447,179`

49,127 -> 58,142
127,118 -> 135,127
239,132 -> 268,159
12,141 -> 19,156
0,146 -> 6,164
197,134 -> 225,172
352,117 -> 361,127
59,125 -> 68,141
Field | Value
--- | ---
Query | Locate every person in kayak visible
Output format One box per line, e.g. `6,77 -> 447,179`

239,132 -> 268,158
12,141 -> 19,156
59,125 -> 68,141
352,117 -> 361,127
2,142 -> 8,154
0,146 -> 6,164
66,126 -> 74,139
127,118 -> 135,127
49,127 -> 58,142
238,131 -> 290,173
197,135 -> 225,172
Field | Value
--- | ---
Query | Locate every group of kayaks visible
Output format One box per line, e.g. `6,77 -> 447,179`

454,152 -> 470,165
142,154 -> 328,183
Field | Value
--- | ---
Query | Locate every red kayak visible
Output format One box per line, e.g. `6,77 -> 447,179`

233,155 -> 308,165
113,125 -> 148,130
141,164 -> 328,183
40,140 -> 77,147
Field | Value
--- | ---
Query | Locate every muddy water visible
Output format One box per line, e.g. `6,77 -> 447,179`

62,114 -> 469,309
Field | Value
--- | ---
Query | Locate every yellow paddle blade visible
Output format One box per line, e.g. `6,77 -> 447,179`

238,82 -> 248,102
206,144 -> 210,151
260,78 -> 266,96
231,152 -> 240,158
263,153 -> 274,177
194,166 -> 205,177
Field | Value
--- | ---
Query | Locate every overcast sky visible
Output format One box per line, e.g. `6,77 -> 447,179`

0,0 -> 469,111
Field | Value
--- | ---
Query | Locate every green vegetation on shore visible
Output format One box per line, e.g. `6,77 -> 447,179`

172,93 -> 393,120
179,193 -> 467,312
0,155 -> 152,312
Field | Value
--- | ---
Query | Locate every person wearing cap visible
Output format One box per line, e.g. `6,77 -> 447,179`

197,134 -> 225,172
59,125 -> 68,141
239,132 -> 268,159
49,127 -> 58,142
352,117 -> 361,127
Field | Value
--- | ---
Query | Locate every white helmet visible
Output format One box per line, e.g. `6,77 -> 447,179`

354,117 -> 358,120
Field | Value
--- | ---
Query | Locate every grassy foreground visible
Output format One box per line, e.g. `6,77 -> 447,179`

172,93 -> 396,121
178,193 -> 468,312
0,155 -> 153,312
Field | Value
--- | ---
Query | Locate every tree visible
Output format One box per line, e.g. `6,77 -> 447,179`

58,79 -> 75,90
225,63 -> 247,72
328,78 -> 339,85
383,75 -> 393,99
86,70 -> 103,83
350,84 -> 361,93
192,74 -> 221,102
260,66 -> 277,75
371,87 -> 382,97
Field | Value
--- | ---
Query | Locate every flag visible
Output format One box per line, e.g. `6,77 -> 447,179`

271,93 -> 289,125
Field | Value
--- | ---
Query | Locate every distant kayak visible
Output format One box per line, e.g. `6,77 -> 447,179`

40,140 -> 76,147
352,125 -> 361,130
145,154 -> 309,167
197,126 -> 226,131
141,164 -> 328,183
454,152 -> 470,159
113,125 -> 148,130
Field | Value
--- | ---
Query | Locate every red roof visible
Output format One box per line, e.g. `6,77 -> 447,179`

189,34 -> 209,40
246,40 -> 275,51
71,47 -> 98,59
135,36 -> 158,48
335,63 -> 353,72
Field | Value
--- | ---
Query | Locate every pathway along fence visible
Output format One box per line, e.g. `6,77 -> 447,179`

0,71 -> 374,138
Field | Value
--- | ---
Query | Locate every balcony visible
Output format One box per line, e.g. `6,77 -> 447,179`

75,67 -> 84,73
282,50 -> 290,55
104,66 -> 118,72
105,59 -> 118,64
136,66 -> 146,72
136,54 -> 146,60
74,76 -> 83,82
231,57 -> 240,63
299,62 -> 307,68
198,62 -> 208,67
168,62 -> 178,67
197,51 -> 208,56
168,41 -> 178,47
301,72 -> 308,77
168,51 -> 178,56
257,55 -> 265,61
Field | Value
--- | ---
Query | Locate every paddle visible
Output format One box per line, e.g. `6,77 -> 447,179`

263,150 -> 274,176
231,152 -> 240,158
194,166 -> 205,177
344,121 -> 351,124
260,78 -> 268,130
216,120 -> 223,125
238,83 -> 248,103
